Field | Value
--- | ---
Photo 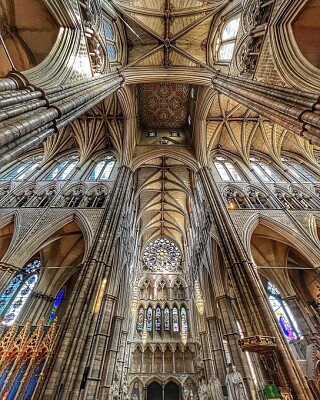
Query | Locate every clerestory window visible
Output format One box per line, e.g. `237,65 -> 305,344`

281,157 -> 319,183
0,156 -> 43,181
250,157 -> 282,182
88,155 -> 116,181
103,19 -> 117,61
216,16 -> 240,62
45,156 -> 79,180
214,156 -> 243,181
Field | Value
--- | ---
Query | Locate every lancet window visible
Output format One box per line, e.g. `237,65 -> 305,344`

250,157 -> 282,182
88,155 -> 116,181
0,156 -> 43,181
173,307 -> 179,332
0,259 -> 41,325
146,306 -> 153,331
181,306 -> 188,332
214,156 -> 243,182
215,16 -> 240,62
267,282 -> 300,341
281,157 -> 319,183
48,289 -> 64,324
135,305 -> 189,334
137,306 -> 144,331
164,306 -> 170,331
45,155 -> 79,180
155,306 -> 161,331
103,19 -> 117,61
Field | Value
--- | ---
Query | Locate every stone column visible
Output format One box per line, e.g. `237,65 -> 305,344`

18,291 -> 54,325
41,166 -> 133,400
0,71 -> 124,165
206,316 -> 226,381
198,166 -> 313,400
199,331 -> 214,378
213,72 -> 320,143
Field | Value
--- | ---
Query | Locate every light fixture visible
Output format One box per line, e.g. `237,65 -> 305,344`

142,320 -> 148,345
194,280 -> 205,315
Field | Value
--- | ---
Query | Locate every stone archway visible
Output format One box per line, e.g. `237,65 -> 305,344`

147,381 -> 162,400
164,381 -> 180,400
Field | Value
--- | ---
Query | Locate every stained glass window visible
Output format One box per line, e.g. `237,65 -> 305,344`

0,259 -> 41,326
0,275 -> 23,314
3,274 -> 38,326
137,307 -> 144,331
181,306 -> 188,333
143,237 -> 182,272
173,307 -> 179,332
267,282 -> 300,341
146,306 -> 153,331
164,306 -> 170,331
155,306 -> 161,331
48,289 -> 64,324
88,155 -> 116,180
103,19 -> 117,61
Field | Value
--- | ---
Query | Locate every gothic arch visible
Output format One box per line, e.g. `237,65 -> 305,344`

244,215 -> 320,267
270,0 -> 320,92
132,150 -> 199,172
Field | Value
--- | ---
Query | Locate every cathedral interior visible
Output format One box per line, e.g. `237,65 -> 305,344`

0,0 -> 320,399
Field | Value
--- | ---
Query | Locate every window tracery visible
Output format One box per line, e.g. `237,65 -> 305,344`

45,156 -> 79,180
0,156 -> 43,181
281,157 -> 319,183
215,16 -> 240,62
143,237 -> 181,272
0,259 -> 41,326
267,282 -> 300,341
224,187 -> 248,209
247,188 -> 271,209
250,157 -> 282,182
103,19 -> 117,61
214,156 -> 243,182
88,155 -> 116,181
85,186 -> 108,207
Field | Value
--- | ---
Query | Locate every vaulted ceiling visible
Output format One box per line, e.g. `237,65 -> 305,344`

112,0 -> 224,68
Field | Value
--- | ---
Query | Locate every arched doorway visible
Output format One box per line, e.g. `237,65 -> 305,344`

147,381 -> 180,400
147,382 -> 162,400
164,381 -> 180,400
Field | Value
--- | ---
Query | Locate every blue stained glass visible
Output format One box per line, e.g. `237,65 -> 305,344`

3,274 -> 38,326
0,274 -> 22,314
107,43 -> 117,61
147,306 -> 152,331
164,307 -> 170,331
181,306 -> 188,332
173,307 -> 179,332
48,289 -> 64,324
155,307 -> 161,331
103,20 -> 114,39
